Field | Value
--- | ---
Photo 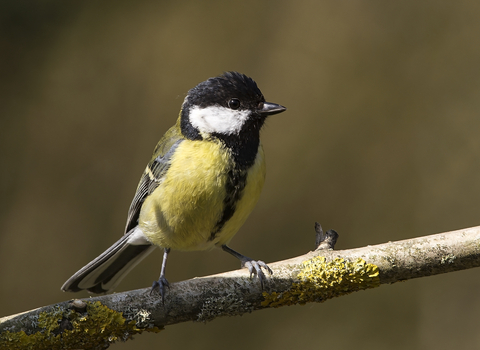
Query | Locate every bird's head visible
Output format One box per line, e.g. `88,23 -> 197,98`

180,72 -> 286,140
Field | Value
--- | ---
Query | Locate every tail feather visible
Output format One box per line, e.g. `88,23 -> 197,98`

61,228 -> 156,293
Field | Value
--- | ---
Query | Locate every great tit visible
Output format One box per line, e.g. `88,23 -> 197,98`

61,72 -> 286,300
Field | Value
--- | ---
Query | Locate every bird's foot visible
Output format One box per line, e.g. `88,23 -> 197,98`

241,258 -> 273,289
221,245 -> 273,289
150,276 -> 170,303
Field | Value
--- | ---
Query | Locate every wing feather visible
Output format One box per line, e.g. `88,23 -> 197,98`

124,124 -> 184,233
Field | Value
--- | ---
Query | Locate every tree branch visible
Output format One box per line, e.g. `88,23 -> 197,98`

2,225 -> 480,349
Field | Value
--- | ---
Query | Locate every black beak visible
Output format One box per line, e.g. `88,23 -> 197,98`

258,102 -> 287,116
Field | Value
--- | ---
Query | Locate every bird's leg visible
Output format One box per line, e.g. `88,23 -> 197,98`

151,247 -> 171,303
221,245 -> 272,288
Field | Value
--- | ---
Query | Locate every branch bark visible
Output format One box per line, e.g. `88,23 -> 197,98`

2,225 -> 480,349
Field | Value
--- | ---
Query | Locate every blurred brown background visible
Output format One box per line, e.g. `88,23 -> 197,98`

2,1 -> 480,349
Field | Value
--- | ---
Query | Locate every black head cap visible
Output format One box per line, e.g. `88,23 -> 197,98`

185,72 -> 264,109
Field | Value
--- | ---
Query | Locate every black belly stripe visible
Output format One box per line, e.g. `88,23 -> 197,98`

206,128 -> 261,243
208,167 -> 247,242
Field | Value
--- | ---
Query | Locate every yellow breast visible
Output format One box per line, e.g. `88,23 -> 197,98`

138,139 -> 266,251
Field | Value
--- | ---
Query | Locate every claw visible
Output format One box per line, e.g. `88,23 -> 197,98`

150,276 -> 170,303
222,245 -> 273,289
243,259 -> 272,288
257,260 -> 273,275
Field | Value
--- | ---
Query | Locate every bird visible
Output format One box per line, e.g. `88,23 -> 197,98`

61,71 -> 286,300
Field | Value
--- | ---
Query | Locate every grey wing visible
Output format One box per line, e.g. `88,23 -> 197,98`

124,138 -> 184,234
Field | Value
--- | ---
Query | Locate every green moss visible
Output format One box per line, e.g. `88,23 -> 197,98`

262,257 -> 380,308
0,301 -> 162,350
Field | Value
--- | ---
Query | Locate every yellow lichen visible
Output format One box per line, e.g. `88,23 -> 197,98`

262,257 -> 380,308
37,307 -> 64,335
0,301 -> 162,350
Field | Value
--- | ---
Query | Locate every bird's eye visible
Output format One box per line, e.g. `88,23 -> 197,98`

258,102 -> 264,110
228,98 -> 240,110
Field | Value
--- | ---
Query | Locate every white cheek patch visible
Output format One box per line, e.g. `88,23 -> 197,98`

189,105 -> 251,135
